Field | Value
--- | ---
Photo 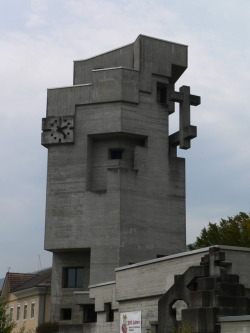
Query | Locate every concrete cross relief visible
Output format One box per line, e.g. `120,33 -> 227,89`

169,85 -> 200,155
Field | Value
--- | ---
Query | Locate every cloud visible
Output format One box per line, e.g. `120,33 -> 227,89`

30,0 -> 48,12
25,0 -> 48,27
26,13 -> 46,27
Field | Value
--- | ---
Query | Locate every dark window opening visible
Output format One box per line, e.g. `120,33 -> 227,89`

105,303 -> 114,322
61,308 -> 72,321
157,82 -> 167,104
63,267 -> 84,288
109,149 -> 124,160
83,304 -> 97,323
157,254 -> 166,258
10,307 -> 13,321
16,305 -> 20,321
23,304 -> 27,320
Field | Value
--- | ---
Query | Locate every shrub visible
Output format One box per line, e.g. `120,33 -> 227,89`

36,322 -> 59,333
173,323 -> 193,333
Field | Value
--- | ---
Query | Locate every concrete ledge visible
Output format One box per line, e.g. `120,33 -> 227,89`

92,66 -> 139,72
219,315 -> 250,322
89,280 -> 116,289
73,291 -> 94,305
218,245 -> 250,252
48,83 -> 92,90
115,247 -> 211,271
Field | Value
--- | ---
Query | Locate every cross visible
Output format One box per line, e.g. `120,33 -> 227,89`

169,85 -> 200,152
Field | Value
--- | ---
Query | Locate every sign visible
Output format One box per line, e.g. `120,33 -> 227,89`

120,311 -> 141,333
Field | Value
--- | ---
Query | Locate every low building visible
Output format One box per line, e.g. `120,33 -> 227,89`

0,268 -> 51,332
57,245 -> 250,333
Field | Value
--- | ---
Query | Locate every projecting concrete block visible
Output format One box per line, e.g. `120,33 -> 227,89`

197,277 -> 216,291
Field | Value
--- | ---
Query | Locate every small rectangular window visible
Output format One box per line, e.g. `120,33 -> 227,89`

23,303 -> 27,320
16,304 -> 20,321
31,302 -> 35,319
83,304 -> 97,323
63,267 -> 84,288
61,308 -> 72,321
109,149 -> 123,160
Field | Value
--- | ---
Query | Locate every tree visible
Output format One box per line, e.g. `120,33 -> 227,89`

188,212 -> 250,250
0,299 -> 16,333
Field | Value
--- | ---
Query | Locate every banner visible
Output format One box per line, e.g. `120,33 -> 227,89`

120,311 -> 141,333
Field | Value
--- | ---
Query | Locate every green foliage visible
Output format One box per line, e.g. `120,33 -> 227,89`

36,322 -> 59,333
17,324 -> 35,333
0,299 -> 16,333
188,212 -> 250,250
173,322 -> 193,333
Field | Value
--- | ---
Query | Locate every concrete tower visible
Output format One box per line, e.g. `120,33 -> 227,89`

42,35 -> 200,323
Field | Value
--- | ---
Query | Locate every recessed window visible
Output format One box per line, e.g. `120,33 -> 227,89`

23,303 -> 27,320
63,267 -> 84,288
157,82 -> 167,104
109,149 -> 124,160
83,304 -> 97,323
10,306 -> 13,321
105,303 -> 114,322
61,308 -> 72,321
16,304 -> 20,321
31,302 -> 35,319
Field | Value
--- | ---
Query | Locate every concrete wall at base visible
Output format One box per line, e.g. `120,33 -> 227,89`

88,246 -> 250,333
89,248 -> 210,333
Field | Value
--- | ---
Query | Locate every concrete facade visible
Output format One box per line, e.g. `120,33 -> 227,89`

42,35 -> 200,324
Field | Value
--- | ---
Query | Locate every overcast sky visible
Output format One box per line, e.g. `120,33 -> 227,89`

0,0 -> 249,278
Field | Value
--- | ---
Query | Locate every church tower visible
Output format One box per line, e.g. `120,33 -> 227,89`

42,35 -> 200,323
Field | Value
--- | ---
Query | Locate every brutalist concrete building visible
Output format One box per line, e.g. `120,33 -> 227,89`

42,35 -> 250,333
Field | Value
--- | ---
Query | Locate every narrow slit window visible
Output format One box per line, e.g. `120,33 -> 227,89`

105,303 -> 114,322
10,306 -> 13,321
31,302 -> 35,319
157,82 -> 167,104
23,303 -> 27,320
16,305 -> 20,321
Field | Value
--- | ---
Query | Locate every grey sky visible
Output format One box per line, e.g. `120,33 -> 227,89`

0,0 -> 249,278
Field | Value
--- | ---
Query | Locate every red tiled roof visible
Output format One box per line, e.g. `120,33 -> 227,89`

4,268 -> 51,293
7,273 -> 36,292
14,268 -> 51,291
